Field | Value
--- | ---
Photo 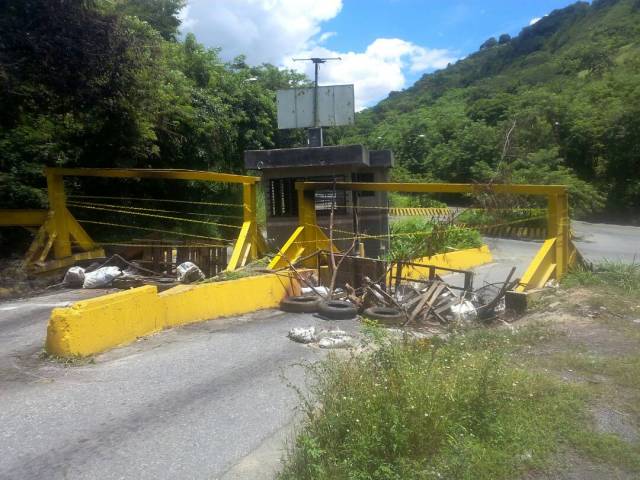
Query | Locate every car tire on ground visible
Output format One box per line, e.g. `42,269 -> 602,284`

363,306 -> 405,324
317,300 -> 357,320
279,295 -> 320,313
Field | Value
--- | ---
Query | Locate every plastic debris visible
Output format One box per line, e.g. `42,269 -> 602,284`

63,266 -> 85,288
83,266 -> 122,289
318,334 -> 353,349
450,300 -> 478,322
301,286 -> 329,296
287,327 -> 353,348
287,327 -> 317,343
176,262 -> 205,284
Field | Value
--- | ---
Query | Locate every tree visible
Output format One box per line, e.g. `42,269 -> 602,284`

113,0 -> 186,41
480,37 -> 498,50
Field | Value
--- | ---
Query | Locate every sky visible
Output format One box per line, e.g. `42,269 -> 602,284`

180,0 -> 583,110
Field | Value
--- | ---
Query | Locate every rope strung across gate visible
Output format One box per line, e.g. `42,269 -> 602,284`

67,200 -> 245,220
77,219 -> 233,243
67,202 -> 243,230
68,195 -> 244,208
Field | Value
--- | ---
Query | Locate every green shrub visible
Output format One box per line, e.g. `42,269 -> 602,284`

388,217 -> 482,261
456,208 -> 547,229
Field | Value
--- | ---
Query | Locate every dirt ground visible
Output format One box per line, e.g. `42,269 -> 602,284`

0,259 -> 65,300
518,286 -> 640,479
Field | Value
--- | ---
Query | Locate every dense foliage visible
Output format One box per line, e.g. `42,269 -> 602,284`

336,0 -> 640,219
1,0 -> 638,246
0,0 -> 307,212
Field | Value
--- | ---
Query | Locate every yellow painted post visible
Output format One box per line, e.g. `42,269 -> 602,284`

297,185 -> 317,243
547,191 -> 569,280
243,181 -> 258,259
556,191 -> 570,278
45,169 -> 71,258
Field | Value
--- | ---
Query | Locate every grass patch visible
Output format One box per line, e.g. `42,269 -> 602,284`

388,217 -> 482,262
39,350 -> 96,366
539,350 -> 640,470
202,257 -> 270,282
563,261 -> 640,296
279,325 -> 607,480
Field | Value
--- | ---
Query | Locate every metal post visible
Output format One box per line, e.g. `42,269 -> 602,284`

547,191 -> 569,280
242,182 -> 258,258
297,185 -> 318,246
556,191 -> 570,278
292,57 -> 341,148
314,61 -> 319,129
45,169 -> 71,258
309,61 -> 323,147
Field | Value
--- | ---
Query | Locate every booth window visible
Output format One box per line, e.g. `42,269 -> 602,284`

353,172 -> 375,197
269,176 -> 347,217
269,178 -> 298,217
313,176 -> 347,215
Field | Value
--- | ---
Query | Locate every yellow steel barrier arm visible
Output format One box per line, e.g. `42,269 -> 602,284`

271,181 -> 578,289
1,167 -> 265,273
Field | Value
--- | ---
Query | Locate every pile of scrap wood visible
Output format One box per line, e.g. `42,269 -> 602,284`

272,250 -> 520,326
341,266 -> 520,326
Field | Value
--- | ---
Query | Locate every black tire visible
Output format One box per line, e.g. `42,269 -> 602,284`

317,300 -> 357,320
363,306 -> 405,324
279,295 -> 320,313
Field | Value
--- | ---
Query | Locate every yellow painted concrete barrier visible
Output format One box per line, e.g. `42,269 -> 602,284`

46,273 -> 301,357
158,273 -> 300,328
400,245 -> 493,281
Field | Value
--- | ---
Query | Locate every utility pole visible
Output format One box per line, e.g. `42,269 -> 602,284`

292,57 -> 341,147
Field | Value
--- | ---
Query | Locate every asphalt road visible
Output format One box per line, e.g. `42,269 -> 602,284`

573,220 -> 640,264
0,290 -> 360,480
1,220 -> 638,480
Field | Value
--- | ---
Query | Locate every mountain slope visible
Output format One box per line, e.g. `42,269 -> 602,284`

339,0 -> 640,217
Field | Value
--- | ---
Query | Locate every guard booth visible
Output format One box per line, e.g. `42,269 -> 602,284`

246,76 -> 393,258
245,145 -> 393,258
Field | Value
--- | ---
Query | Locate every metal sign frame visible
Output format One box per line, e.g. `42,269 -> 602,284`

277,85 -> 355,129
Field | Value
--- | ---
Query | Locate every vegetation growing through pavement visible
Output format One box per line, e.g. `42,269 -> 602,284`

388,218 -> 482,262
279,263 -> 640,479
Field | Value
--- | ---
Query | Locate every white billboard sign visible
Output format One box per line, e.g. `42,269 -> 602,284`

277,84 -> 355,129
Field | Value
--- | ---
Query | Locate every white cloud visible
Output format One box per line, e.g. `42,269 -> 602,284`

317,31 -> 337,44
286,39 -> 456,110
529,17 -> 542,26
180,1 -> 456,110
181,0 -> 342,64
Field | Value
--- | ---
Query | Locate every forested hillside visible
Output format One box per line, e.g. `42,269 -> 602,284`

2,0 -> 638,221
337,0 -> 640,218
0,0 -> 307,210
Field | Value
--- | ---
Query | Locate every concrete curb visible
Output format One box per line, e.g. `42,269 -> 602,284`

45,273 -> 301,357
400,245 -> 493,280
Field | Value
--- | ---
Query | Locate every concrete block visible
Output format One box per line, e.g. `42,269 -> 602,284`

244,144 -> 368,170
